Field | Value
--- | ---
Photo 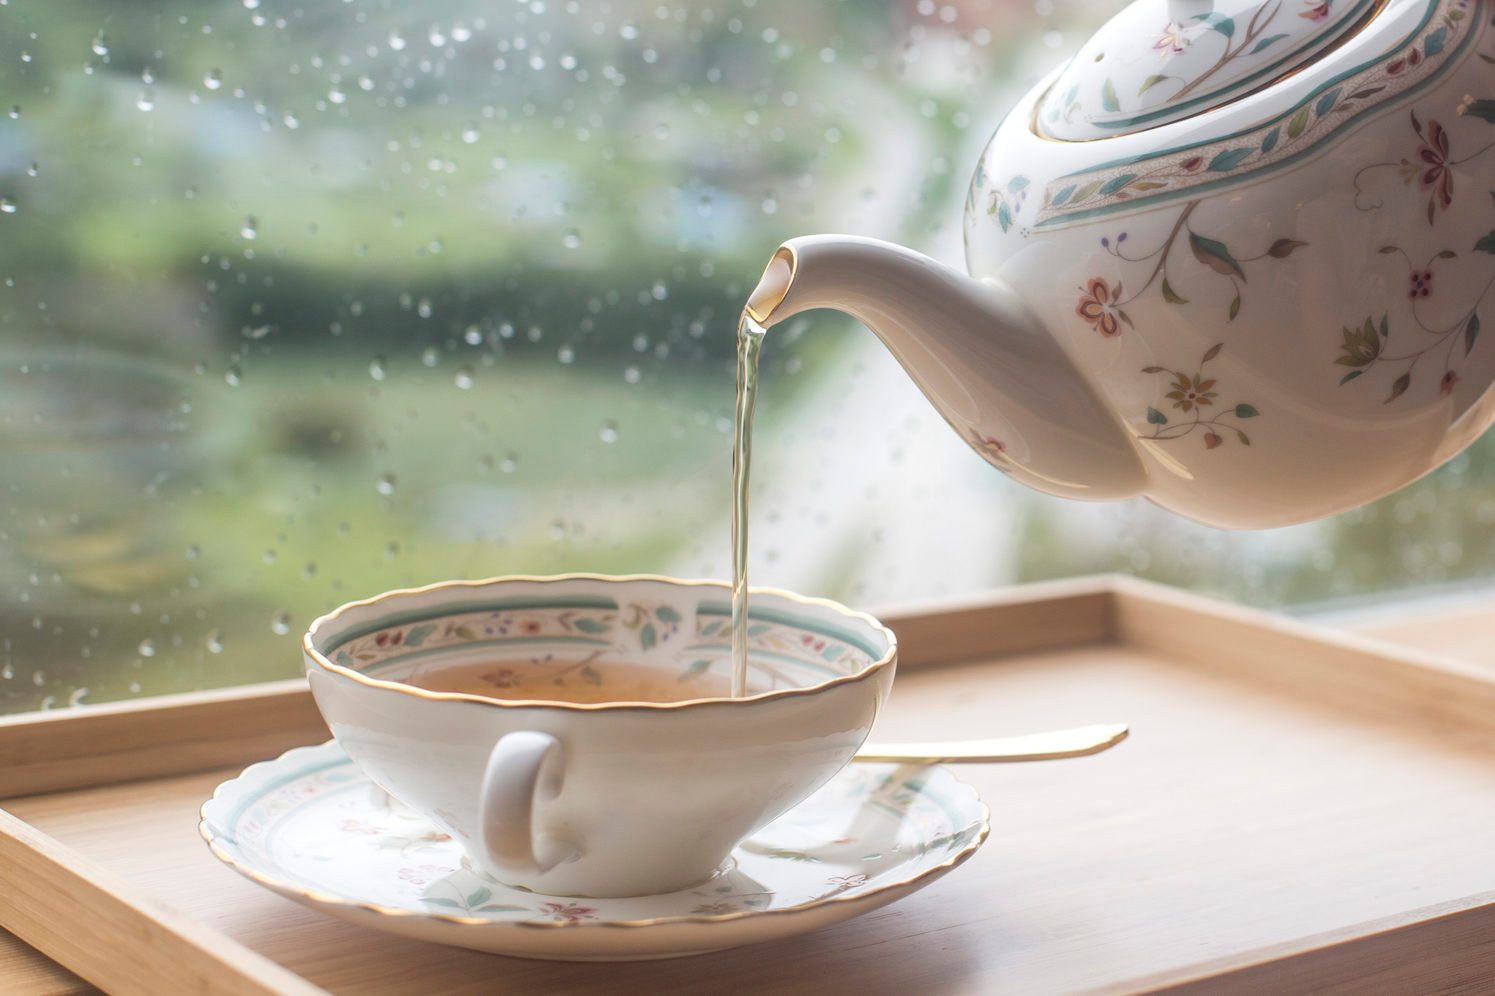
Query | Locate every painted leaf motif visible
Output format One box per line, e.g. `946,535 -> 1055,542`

1234,404 -> 1259,418
1314,88 -> 1341,117
579,664 -> 603,685
1099,174 -> 1137,196
1007,175 -> 1030,192
1462,100 -> 1495,123
1101,78 -> 1120,113
1339,369 -> 1364,385
996,201 -> 1013,232
1287,105 -> 1311,138
453,625 -> 476,640
1336,318 -> 1381,366
1467,313 -> 1482,355
1189,233 -> 1246,279
1050,184 -> 1078,206
1194,11 -> 1235,36
402,623 -> 435,648
1161,277 -> 1189,304
1386,373 -> 1411,404
1260,127 -> 1280,153
1138,74 -> 1170,95
1207,148 -> 1253,172
1236,430 -> 1251,446
1267,239 -> 1307,258
1435,250 -> 1458,259
467,888 -> 492,907
1146,406 -> 1168,425
1072,179 -> 1104,203
655,605 -> 682,624
680,659 -> 712,681
1228,294 -> 1241,320
1250,33 -> 1289,54
1202,343 -> 1223,362
639,623 -> 657,650
573,617 -> 609,634
422,898 -> 462,909
1141,366 -> 1166,373
1424,26 -> 1447,56
1475,231 -> 1495,254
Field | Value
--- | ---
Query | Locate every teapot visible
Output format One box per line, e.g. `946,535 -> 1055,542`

747,0 -> 1495,529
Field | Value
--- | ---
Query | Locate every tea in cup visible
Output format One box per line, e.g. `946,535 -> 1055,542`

304,574 -> 896,898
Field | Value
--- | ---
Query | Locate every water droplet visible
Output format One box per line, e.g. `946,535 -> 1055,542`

91,33 -> 108,56
623,366 -> 641,384
421,346 -> 439,367
328,86 -> 346,105
384,541 -> 401,559
557,345 -> 575,364
463,325 -> 483,345
388,30 -> 407,50
203,68 -> 223,91
376,472 -> 397,496
0,198 -> 15,215
240,216 -> 258,240
271,611 -> 291,636
599,420 -> 619,444
369,355 -> 386,381
302,562 -> 317,579
454,366 -> 475,390
262,548 -> 277,564
417,298 -> 433,319
136,89 -> 155,112
205,630 -> 224,654
562,229 -> 581,249
224,365 -> 242,387
461,126 -> 480,144
137,639 -> 156,657
243,0 -> 261,8
8,105 -> 19,120
499,451 -> 518,473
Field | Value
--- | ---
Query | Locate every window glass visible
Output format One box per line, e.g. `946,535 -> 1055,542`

0,0 -> 1485,712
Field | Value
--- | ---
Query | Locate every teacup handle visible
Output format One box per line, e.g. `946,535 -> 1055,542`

478,731 -> 574,878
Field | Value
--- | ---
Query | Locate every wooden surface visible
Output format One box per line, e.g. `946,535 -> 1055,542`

4,577 -> 1495,993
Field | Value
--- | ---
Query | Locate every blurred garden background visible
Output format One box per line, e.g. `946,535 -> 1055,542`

2,0 -> 1494,712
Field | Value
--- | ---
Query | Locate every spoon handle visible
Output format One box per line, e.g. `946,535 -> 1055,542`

853,723 -> 1128,764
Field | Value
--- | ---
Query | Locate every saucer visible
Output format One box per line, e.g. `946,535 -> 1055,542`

200,741 -> 989,961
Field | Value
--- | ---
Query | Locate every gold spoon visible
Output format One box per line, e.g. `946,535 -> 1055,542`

854,722 -> 1128,764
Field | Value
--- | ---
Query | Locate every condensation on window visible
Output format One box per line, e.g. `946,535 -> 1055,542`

0,0 -> 1485,713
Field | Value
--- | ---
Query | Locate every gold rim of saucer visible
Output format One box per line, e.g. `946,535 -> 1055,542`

198,741 -> 990,932
302,572 -> 898,713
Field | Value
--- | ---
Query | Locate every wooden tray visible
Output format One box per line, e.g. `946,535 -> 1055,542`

3,576 -> 1495,995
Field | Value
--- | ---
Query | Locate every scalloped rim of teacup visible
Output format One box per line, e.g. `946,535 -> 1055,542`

303,573 -> 897,712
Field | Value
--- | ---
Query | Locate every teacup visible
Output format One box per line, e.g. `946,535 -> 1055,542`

304,574 -> 896,898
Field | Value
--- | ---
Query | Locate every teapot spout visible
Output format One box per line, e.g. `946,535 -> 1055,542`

748,235 -> 1147,501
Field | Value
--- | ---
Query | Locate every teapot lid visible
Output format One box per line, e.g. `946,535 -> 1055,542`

1036,0 -> 1385,141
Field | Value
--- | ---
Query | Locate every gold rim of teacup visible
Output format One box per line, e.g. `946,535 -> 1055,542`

303,572 -> 898,712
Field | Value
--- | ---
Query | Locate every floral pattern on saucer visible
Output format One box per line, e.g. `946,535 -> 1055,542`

200,742 -> 988,960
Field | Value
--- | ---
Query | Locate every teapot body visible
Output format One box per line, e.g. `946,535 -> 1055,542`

964,0 -> 1495,528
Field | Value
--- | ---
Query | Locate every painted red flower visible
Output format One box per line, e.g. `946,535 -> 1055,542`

520,619 -> 543,634
1409,270 -> 1433,299
1441,371 -> 1458,395
481,667 -> 519,688
1180,156 -> 1206,172
1417,119 -> 1453,218
1076,277 -> 1129,337
1299,0 -> 1330,20
540,902 -> 597,922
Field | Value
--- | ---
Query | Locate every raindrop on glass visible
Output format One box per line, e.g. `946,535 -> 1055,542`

562,229 -> 581,249
91,34 -> 108,56
271,611 -> 291,636
421,346 -> 439,367
463,325 -> 483,345
499,452 -> 518,473
454,366 -> 475,389
461,126 -> 480,144
137,639 -> 156,657
328,86 -> 347,105
224,365 -> 242,387
205,630 -> 224,654
241,216 -> 258,240
599,420 -> 619,444
376,472 -> 397,496
0,198 -> 15,215
203,68 -> 223,90
369,355 -> 387,381
136,89 -> 155,112
8,105 -> 19,120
